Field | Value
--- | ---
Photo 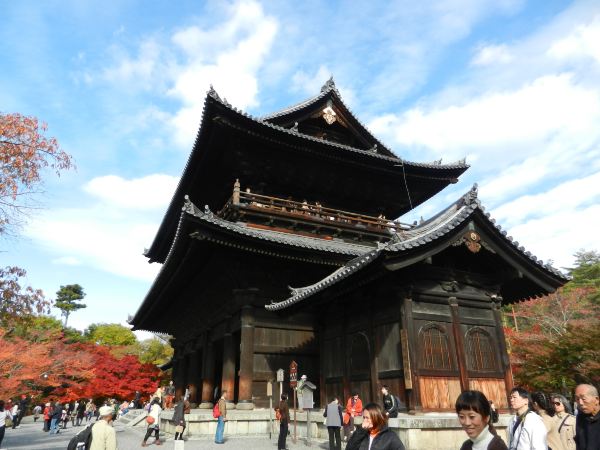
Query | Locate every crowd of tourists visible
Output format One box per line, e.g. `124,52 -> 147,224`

1,381 -> 598,450
270,383 -> 598,450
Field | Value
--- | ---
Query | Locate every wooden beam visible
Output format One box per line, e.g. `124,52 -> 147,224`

449,297 -> 469,392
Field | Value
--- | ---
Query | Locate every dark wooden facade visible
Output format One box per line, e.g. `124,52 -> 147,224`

131,80 -> 567,410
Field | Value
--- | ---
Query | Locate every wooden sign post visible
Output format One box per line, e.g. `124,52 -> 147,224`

276,368 -> 284,402
289,360 -> 298,444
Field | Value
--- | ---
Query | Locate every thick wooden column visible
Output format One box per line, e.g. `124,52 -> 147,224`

318,322 -> 326,407
221,328 -> 237,408
175,355 -> 188,401
237,303 -> 255,410
369,307 -> 380,403
449,297 -> 469,392
401,296 -> 421,411
187,350 -> 201,404
199,334 -> 215,409
492,296 -> 514,394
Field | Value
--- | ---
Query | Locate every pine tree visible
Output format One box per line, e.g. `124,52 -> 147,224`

55,284 -> 86,327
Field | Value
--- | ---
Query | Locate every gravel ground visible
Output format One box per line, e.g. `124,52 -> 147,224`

2,417 -> 329,450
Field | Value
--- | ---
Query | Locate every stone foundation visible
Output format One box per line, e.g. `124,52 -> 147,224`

160,409 -> 510,449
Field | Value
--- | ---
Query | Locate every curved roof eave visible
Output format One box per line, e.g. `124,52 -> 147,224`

265,184 -> 568,311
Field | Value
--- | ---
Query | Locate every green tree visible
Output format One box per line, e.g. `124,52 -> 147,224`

138,337 -> 174,366
55,284 -> 86,327
13,314 -> 85,343
84,323 -> 137,346
566,249 -> 600,303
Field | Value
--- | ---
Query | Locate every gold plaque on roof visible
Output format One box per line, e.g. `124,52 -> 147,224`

322,106 -> 337,125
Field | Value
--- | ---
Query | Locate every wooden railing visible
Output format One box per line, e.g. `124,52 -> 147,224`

218,180 -> 412,235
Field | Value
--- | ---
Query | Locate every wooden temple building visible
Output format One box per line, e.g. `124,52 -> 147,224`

131,78 -> 567,411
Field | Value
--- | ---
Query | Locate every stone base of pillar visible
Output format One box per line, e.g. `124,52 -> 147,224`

198,402 -> 213,409
225,402 -> 236,410
236,401 -> 255,410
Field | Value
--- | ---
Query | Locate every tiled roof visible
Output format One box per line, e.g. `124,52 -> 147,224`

209,84 -> 469,170
183,197 -> 375,257
265,184 -> 568,311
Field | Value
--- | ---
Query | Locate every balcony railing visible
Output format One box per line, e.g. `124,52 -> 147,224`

217,180 -> 412,240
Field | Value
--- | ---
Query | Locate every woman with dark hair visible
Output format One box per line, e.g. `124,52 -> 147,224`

276,393 -> 289,450
531,392 -> 565,450
141,397 -> 162,447
346,403 -> 405,450
551,394 -> 575,450
0,400 -> 13,448
455,391 -> 507,450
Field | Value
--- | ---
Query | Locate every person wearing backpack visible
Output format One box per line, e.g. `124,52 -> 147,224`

89,405 -> 117,450
141,397 -> 162,447
214,390 -> 228,444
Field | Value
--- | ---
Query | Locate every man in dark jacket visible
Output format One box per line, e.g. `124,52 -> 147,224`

381,386 -> 398,418
575,384 -> 600,450
49,402 -> 62,434
324,397 -> 344,450
15,395 -> 29,427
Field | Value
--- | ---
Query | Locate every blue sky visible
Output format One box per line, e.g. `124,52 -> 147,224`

2,0 -> 599,336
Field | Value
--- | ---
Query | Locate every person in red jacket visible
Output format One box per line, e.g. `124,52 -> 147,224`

43,403 -> 51,432
343,392 -> 363,442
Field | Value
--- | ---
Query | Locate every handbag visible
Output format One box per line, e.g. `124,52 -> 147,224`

175,425 -> 184,433
5,416 -> 13,428
146,415 -> 155,425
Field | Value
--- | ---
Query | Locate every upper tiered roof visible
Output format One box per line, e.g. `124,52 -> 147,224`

145,81 -> 469,263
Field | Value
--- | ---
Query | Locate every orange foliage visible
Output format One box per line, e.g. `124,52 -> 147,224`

0,112 -> 73,234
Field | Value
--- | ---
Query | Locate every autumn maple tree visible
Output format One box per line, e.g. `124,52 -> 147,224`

0,112 -> 73,235
0,266 -> 50,325
506,251 -> 600,393
0,329 -> 95,400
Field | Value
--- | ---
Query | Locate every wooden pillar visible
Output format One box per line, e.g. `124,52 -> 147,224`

342,306 -> 350,402
221,328 -> 236,408
449,297 -> 469,392
492,296 -> 514,394
318,322 -> 326,407
187,350 -> 201,404
200,333 -> 215,408
369,307 -> 380,403
175,355 -> 187,401
401,296 -> 422,411
237,303 -> 255,409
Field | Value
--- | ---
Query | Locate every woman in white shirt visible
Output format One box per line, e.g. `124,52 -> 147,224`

456,391 -> 508,450
0,400 -> 14,448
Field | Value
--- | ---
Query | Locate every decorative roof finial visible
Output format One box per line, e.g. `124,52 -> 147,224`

463,183 -> 479,205
207,84 -> 221,100
321,76 -> 336,92
291,122 -> 299,132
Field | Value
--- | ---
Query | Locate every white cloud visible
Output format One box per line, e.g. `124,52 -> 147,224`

52,256 -> 82,266
26,206 -> 160,282
23,174 -> 178,282
490,171 -> 600,228
382,4 -> 600,272
471,44 -> 513,66
548,15 -> 600,64
382,74 -> 600,157
167,1 -> 278,147
83,174 -> 179,211
94,1 -> 279,149
292,66 -> 332,95
502,203 -> 600,270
